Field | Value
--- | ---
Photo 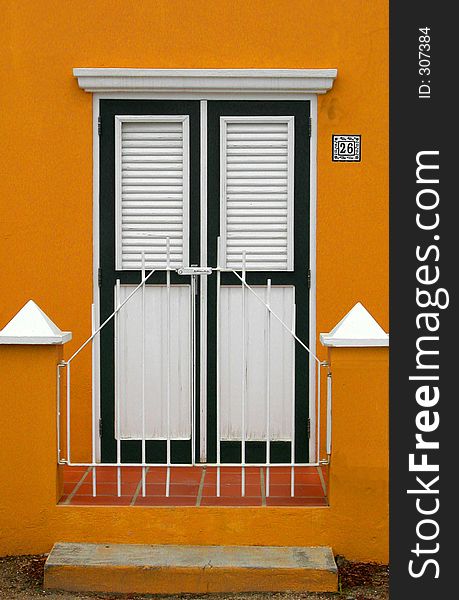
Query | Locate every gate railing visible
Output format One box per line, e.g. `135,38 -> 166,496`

57,241 -> 332,498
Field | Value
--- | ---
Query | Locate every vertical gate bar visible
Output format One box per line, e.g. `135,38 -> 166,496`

115,279 -> 122,497
291,304 -> 296,497
56,363 -> 61,463
191,275 -> 196,466
265,279 -> 272,498
199,100 -> 208,463
326,371 -> 332,456
317,360 -> 321,464
166,238 -> 171,497
91,304 -> 97,497
216,238 -> 221,497
66,361 -> 71,464
241,251 -> 247,497
141,252 -> 146,497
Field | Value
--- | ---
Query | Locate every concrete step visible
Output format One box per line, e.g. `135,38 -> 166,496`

44,542 -> 338,594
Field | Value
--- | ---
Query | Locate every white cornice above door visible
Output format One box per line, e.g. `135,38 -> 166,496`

73,68 -> 337,95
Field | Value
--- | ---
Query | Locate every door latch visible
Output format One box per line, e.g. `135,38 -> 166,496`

176,267 -> 212,275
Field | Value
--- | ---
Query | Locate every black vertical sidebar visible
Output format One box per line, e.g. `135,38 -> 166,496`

390,4 -> 455,598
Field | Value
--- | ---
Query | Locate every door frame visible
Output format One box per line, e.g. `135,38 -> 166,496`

90,88 -> 319,463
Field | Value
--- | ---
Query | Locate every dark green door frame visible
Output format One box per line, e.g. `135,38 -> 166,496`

99,99 -> 201,464
205,100 -> 311,464
98,99 -> 310,465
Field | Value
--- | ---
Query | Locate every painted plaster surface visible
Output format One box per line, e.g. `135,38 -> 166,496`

0,344 -> 388,562
0,1 -> 388,462
0,0 -> 388,562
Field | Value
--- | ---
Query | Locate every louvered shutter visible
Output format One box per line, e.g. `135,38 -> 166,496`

220,116 -> 294,271
115,115 -> 189,270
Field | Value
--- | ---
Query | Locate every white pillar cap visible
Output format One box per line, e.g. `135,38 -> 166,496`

0,300 -> 72,345
320,302 -> 389,347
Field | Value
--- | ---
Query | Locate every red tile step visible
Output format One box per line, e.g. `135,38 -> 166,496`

60,465 -> 328,507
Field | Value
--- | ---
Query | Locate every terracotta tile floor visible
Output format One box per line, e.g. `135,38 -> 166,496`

60,465 -> 328,507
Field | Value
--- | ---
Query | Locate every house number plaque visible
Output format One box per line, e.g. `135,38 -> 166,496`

332,134 -> 361,162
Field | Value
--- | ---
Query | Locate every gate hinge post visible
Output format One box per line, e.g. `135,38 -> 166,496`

98,116 -> 102,136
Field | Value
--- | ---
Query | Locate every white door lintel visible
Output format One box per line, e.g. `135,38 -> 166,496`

73,68 -> 337,95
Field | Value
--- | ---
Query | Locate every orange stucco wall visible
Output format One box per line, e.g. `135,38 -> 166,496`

0,344 -> 388,562
0,1 -> 388,562
1,0 -> 388,351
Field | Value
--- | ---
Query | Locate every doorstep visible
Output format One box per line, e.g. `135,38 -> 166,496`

44,542 -> 338,593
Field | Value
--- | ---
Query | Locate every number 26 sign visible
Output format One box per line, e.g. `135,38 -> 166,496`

332,134 -> 361,162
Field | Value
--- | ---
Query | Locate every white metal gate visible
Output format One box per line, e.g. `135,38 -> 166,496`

57,99 -> 334,499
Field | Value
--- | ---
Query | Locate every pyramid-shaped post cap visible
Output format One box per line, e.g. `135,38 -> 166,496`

320,302 -> 389,347
0,300 -> 72,345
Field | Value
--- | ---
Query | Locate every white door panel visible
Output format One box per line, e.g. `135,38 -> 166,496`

219,285 -> 295,441
116,284 -> 192,440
